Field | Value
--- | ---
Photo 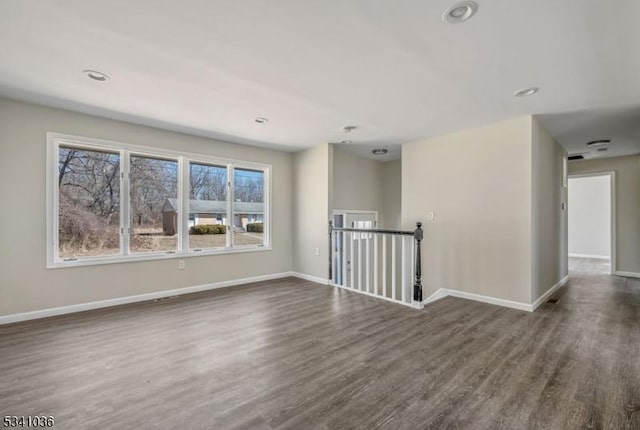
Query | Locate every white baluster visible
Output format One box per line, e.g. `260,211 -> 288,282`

357,236 -> 362,291
366,234 -> 371,293
382,235 -> 387,298
402,236 -> 407,303
373,233 -> 378,296
342,231 -> 347,287
391,236 -> 396,300
331,231 -> 336,284
350,232 -> 354,289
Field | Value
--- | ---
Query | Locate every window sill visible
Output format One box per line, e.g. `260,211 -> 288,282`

46,246 -> 272,269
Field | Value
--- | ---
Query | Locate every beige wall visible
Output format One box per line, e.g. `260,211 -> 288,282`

0,97 -> 293,316
331,147 -> 401,229
292,143 -> 331,279
531,118 -> 568,301
381,160 -> 402,229
332,147 -> 383,221
569,154 -> 640,275
402,116 -> 533,303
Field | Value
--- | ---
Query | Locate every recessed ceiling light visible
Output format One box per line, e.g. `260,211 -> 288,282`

513,87 -> 539,97
443,1 -> 478,24
586,139 -> 611,147
83,69 -> 109,82
372,148 -> 388,155
340,140 -> 352,144
254,117 -> 269,124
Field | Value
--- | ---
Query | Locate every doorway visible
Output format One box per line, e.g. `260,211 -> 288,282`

568,172 -> 615,275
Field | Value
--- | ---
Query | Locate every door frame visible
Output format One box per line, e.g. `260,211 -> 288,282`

332,209 -> 379,227
568,171 -> 616,274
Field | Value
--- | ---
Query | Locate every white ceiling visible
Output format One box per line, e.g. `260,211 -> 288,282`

1,0 -> 639,158
537,104 -> 640,160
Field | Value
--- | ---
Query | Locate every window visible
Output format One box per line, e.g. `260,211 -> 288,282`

232,168 -> 265,247
47,133 -> 270,268
352,220 -> 375,240
130,155 -> 179,254
188,162 -> 228,250
57,146 -> 121,258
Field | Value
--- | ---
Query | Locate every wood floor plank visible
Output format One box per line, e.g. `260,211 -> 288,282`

1,258 -> 638,429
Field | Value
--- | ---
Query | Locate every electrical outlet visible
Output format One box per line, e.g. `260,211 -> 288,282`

314,247 -> 320,256
427,211 -> 435,222
178,260 -> 185,270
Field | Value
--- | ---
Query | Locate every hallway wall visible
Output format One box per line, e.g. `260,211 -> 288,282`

402,116 -> 533,304
531,118 -> 568,302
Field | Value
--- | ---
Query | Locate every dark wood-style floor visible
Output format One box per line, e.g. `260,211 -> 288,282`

1,258 -> 639,429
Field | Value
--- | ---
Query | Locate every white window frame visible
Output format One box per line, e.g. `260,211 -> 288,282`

46,132 -> 271,269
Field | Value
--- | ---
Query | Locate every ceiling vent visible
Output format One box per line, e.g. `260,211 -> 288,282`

568,154 -> 585,161
586,139 -> 611,147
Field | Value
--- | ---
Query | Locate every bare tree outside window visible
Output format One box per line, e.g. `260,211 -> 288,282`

58,146 -> 121,258
130,155 -> 178,253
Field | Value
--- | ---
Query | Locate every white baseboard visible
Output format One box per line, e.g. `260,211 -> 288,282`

532,275 -> 569,311
0,272 -> 293,325
569,253 -> 610,260
291,272 -> 330,285
615,271 -> 640,279
423,275 -> 571,313
445,289 -> 533,312
423,288 -> 532,312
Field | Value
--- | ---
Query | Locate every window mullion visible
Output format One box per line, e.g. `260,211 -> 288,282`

181,157 -> 191,253
227,164 -> 234,248
121,150 -> 130,256
176,156 -> 183,254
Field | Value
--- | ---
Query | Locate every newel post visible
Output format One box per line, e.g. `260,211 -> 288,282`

413,222 -> 423,306
328,220 -> 333,282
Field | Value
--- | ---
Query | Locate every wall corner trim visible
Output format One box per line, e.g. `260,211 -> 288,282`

615,271 -> 640,279
531,275 -> 570,311
0,272 -> 294,325
423,288 -> 449,305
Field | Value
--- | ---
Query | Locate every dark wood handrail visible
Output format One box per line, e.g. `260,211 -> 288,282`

330,227 -> 414,236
